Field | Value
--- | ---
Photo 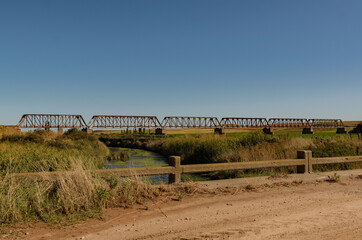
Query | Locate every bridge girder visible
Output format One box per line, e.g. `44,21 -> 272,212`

17,114 -> 87,129
161,116 -> 220,129
88,115 -> 162,129
308,119 -> 344,128
219,118 -> 269,129
268,118 -> 310,128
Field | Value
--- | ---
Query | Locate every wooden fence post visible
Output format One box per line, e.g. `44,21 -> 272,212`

297,150 -> 313,173
169,156 -> 181,184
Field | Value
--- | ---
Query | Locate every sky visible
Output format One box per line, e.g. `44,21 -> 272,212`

1,0 -> 362,125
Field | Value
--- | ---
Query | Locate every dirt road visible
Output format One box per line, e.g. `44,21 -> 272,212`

21,170 -> 362,239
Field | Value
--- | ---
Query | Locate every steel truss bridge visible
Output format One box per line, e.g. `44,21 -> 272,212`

17,114 -> 87,129
220,118 -> 269,129
308,119 -> 344,128
88,115 -> 161,129
161,117 -> 220,129
15,114 -> 346,133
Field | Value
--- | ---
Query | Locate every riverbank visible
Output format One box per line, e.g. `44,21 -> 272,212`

99,132 -> 362,178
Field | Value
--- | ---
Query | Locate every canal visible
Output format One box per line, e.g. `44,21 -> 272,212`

104,147 -> 208,184
104,147 -> 169,183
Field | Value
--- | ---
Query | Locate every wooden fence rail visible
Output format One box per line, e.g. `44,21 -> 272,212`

11,151 -> 362,184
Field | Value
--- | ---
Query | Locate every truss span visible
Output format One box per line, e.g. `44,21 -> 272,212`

308,119 -> 344,128
219,118 -> 269,128
88,115 -> 162,129
268,118 -> 310,128
161,116 -> 220,129
17,114 -> 87,129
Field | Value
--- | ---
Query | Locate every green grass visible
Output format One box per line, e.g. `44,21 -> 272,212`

0,129 -> 109,174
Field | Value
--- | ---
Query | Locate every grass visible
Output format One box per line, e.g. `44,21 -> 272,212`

100,129 -> 362,179
326,173 -> 341,182
0,129 -> 111,224
0,129 -> 109,174
0,130 -> 212,226
107,150 -> 129,161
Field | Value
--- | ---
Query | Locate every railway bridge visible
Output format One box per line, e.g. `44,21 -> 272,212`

13,114 -> 349,135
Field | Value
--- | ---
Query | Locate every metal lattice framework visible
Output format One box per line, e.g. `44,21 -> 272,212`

17,114 -> 87,129
219,118 -> 269,129
268,118 -> 310,128
308,119 -> 344,128
15,114 -> 347,131
88,115 -> 162,129
161,116 -> 220,129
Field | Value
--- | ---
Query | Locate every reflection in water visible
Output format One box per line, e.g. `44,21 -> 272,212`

104,148 -> 169,184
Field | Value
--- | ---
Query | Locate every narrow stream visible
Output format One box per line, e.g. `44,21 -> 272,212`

104,147 -> 169,184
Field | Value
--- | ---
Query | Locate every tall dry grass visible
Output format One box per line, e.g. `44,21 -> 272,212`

144,132 -> 362,164
0,130 -> 110,224
0,130 -> 208,225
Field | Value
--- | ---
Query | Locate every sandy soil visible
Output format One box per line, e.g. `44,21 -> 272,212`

4,170 -> 362,240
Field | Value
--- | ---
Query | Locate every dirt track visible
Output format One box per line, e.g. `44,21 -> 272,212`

15,170 -> 362,239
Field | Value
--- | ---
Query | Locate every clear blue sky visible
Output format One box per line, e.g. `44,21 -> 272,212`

1,0 -> 361,125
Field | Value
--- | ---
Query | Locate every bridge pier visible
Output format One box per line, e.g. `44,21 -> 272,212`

155,128 -> 166,135
302,128 -> 314,134
263,127 -> 274,135
82,128 -> 93,134
57,128 -> 63,134
214,128 -> 225,135
336,127 -> 347,134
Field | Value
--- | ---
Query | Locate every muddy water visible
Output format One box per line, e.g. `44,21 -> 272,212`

104,147 -> 169,183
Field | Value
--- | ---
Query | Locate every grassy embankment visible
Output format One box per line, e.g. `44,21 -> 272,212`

0,130 -> 199,226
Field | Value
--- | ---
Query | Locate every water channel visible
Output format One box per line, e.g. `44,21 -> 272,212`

104,147 -> 207,184
104,147 -> 169,184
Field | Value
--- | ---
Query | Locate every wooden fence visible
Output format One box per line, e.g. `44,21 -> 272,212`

90,150 -> 362,183
12,150 -> 362,183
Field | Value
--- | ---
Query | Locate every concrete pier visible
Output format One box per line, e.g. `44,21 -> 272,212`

155,128 -> 166,135
336,127 -> 347,134
214,128 -> 225,135
83,128 -> 93,134
263,127 -> 274,135
302,127 -> 314,134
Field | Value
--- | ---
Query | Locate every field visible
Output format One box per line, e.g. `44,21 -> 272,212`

95,126 -> 358,138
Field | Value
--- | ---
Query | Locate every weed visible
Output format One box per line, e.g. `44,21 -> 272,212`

175,192 -> 185,201
326,173 -> 341,183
